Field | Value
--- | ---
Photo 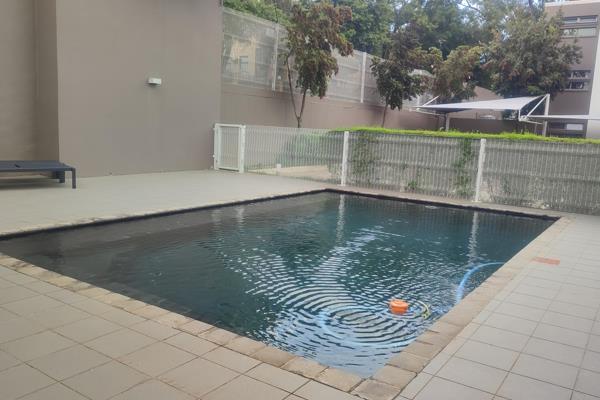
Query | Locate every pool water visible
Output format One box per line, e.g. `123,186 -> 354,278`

0,193 -> 552,376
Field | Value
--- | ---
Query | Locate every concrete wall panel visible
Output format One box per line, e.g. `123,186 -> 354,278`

0,0 -> 37,160
54,0 -> 222,176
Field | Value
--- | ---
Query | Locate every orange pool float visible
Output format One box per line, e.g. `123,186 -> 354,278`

389,299 -> 409,315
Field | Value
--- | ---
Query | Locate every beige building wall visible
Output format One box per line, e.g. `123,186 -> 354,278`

221,84 -> 441,130
54,0 -> 222,176
0,0 -> 37,160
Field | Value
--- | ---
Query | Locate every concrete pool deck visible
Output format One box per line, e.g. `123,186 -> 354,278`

0,170 -> 599,400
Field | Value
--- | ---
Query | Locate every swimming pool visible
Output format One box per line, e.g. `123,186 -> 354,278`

0,192 -> 552,376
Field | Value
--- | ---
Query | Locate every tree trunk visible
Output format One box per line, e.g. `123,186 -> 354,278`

297,88 -> 308,128
286,56 -> 301,127
381,103 -> 388,127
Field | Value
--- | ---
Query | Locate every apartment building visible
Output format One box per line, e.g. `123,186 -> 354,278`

546,0 -> 600,138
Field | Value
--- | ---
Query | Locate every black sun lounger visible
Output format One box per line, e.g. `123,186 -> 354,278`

0,161 -> 76,189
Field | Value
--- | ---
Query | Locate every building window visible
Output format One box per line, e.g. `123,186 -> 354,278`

568,70 -> 592,79
549,122 -> 585,131
566,123 -> 584,131
566,81 -> 590,90
562,16 -> 598,25
562,27 -> 597,37
239,56 -> 249,74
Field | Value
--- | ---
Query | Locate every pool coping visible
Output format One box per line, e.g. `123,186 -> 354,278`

0,188 -> 569,399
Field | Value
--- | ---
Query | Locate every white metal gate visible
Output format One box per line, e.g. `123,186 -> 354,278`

213,124 -> 246,172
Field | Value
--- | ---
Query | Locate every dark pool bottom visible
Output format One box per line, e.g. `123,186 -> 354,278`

0,192 -> 552,376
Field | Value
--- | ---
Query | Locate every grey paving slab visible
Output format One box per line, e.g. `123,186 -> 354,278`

29,344 -> 110,380
63,360 -> 148,400
159,358 -> 238,397
0,364 -> 56,400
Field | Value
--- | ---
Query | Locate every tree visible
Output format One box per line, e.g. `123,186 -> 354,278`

284,3 -> 353,128
334,0 -> 395,57
223,0 -> 291,23
484,8 -> 582,98
371,27 -> 441,126
431,45 -> 484,102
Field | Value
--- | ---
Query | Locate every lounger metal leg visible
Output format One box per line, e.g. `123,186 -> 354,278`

58,171 -> 66,184
71,170 -> 77,189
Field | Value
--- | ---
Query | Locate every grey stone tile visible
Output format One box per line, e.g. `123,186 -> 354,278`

497,373 -> 571,400
130,319 -> 179,340
203,346 -> 261,373
226,335 -> 266,356
512,353 -> 578,388
0,286 -> 38,305
470,325 -> 529,351
165,332 -> 218,356
63,361 -> 147,400
2,295 -> 64,316
413,377 -> 493,400
0,316 -> 44,343
316,367 -> 363,392
2,272 -> 37,285
0,364 -> 56,400
588,335 -> 600,353
27,304 -> 90,329
295,381 -> 360,400
575,369 -> 600,397
29,344 -> 110,380
85,328 -> 156,358
120,342 -> 195,377
204,375 -> 288,400
523,337 -> 584,367
111,380 -> 194,400
0,331 -> 74,361
582,351 -> 600,373
422,352 -> 450,375
455,340 -> 519,370
253,346 -> 295,367
247,363 -> 308,392
533,323 -> 589,348
494,302 -> 545,322
160,358 -> 238,397
0,349 -> 20,372
483,313 -> 538,335
17,383 -> 88,400
351,379 -> 400,400
101,308 -> 145,327
54,316 -> 121,342
283,357 -> 327,379
399,372 -> 432,399
23,281 -> 61,294
550,301 -> 597,320
542,311 -> 594,333
437,357 -> 507,393
70,298 -> 114,315
503,292 -> 552,310
0,307 -> 18,323
46,289 -> 88,304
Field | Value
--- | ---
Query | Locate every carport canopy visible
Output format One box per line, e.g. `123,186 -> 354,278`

417,96 -> 543,113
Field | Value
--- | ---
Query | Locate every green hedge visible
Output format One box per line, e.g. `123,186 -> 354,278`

331,126 -> 600,145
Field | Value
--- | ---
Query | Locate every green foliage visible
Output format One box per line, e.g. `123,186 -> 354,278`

223,0 -> 291,23
370,26 -> 440,126
431,45 -> 484,102
334,126 -> 600,144
484,8 -> 582,99
335,0 -> 395,57
284,3 -> 353,127
452,139 -> 476,197
395,0 -> 481,57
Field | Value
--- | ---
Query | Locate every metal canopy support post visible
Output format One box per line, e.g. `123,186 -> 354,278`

445,114 -> 451,132
340,131 -> 350,186
474,139 -> 486,202
542,94 -> 550,137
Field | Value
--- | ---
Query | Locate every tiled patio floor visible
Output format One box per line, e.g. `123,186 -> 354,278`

0,171 -> 599,400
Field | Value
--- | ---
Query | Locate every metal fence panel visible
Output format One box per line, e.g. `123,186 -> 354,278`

481,141 -> 600,214
346,133 -> 480,198
236,125 -> 600,215
244,125 -> 344,184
